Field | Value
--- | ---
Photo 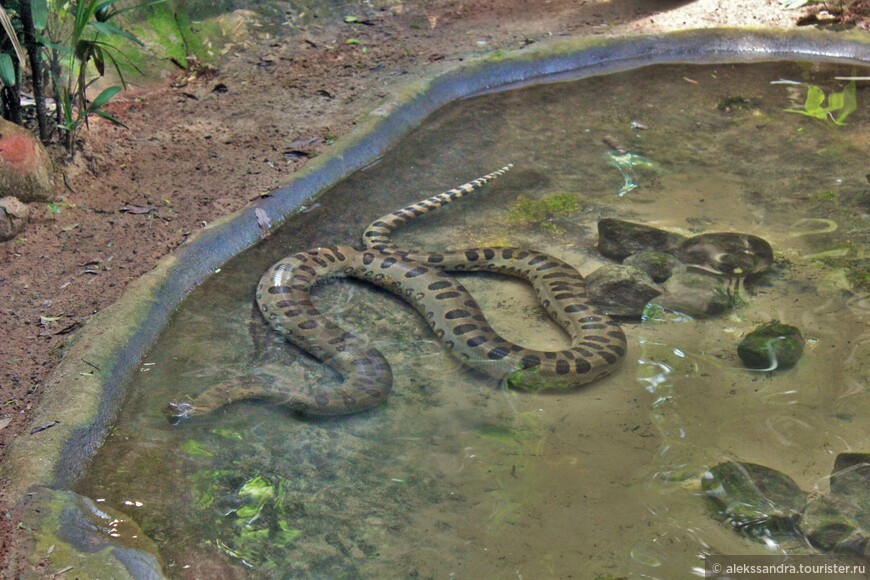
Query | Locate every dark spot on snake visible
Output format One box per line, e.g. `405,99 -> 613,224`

575,359 -> 592,373
298,320 -> 318,330
483,248 -> 495,260
465,249 -> 479,261
581,323 -> 607,330
609,345 -> 626,357
267,286 -> 293,294
585,335 -> 609,343
544,352 -> 557,360
436,291 -> 461,300
363,253 -> 375,265
521,354 -> 541,368
467,336 -> 487,347
312,256 -> 327,267
537,262 -> 558,271
380,257 -> 397,269
453,323 -> 478,335
501,248 -> 514,259
564,304 -> 589,313
487,347 -> 509,360
554,293 -> 578,300
427,254 -> 445,263
405,266 -> 429,278
556,360 -> 570,374
598,351 -> 619,364
528,255 -> 547,266
445,309 -> 471,320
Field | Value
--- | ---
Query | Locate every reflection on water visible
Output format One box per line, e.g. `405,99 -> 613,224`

77,61 -> 870,578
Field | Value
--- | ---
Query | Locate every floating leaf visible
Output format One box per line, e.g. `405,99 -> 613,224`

343,15 -> 359,22
784,81 -> 857,126
180,439 -> 213,456
345,38 -> 362,45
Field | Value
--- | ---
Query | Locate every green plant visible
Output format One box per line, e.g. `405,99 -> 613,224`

43,0 -> 165,154
784,80 -> 857,126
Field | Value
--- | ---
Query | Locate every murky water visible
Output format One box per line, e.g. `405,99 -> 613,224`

77,61 -> 870,578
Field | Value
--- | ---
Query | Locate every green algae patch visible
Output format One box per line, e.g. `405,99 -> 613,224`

506,192 -> 582,233
17,488 -> 165,579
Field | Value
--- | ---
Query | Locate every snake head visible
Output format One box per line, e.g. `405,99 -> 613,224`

164,400 -> 197,425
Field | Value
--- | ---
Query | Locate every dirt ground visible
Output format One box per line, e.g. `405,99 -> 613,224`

0,0 -> 816,572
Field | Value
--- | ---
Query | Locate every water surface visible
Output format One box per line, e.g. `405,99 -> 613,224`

78,61 -> 870,578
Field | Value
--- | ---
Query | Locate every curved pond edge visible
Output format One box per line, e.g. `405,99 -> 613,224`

5,27 -> 870,577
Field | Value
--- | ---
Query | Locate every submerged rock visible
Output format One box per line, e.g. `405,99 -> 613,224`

15,487 -> 167,579
800,494 -> 870,555
584,264 -> 663,318
702,461 -> 806,538
597,218 -> 686,261
651,271 -> 733,318
677,232 -> 773,279
737,321 -> 804,370
0,195 -> 28,240
624,251 -> 684,283
831,453 -> 870,498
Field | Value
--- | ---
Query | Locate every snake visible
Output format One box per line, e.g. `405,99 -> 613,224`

166,165 -> 627,420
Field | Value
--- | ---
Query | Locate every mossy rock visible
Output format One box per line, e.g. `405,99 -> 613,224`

597,218 -> 686,261
702,461 -> 806,538
678,233 -> 773,279
800,494 -> 870,555
737,321 -> 804,370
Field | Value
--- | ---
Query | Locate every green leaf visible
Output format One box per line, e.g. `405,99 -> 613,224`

88,20 -> 144,45
0,53 -> 15,87
344,15 -> 359,22
93,109 -> 128,128
834,81 -> 857,125
180,439 -> 213,456
804,85 -> 825,112
30,0 -> 49,30
90,85 -> 122,109
345,38 -> 362,45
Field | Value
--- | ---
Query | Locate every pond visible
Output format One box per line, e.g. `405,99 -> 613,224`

76,60 -> 870,578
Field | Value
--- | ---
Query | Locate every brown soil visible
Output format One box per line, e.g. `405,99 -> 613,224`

0,0 -> 801,573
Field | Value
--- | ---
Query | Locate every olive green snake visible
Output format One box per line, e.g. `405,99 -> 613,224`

166,165 -> 627,419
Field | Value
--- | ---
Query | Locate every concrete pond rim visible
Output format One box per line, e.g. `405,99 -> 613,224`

5,27 -> 870,577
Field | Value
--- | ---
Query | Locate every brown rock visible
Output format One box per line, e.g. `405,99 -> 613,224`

0,118 -> 57,203
0,196 -> 28,241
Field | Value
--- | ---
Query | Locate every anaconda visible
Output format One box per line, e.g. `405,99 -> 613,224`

166,165 -> 627,419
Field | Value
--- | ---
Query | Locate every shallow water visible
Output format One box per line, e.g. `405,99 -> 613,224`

77,61 -> 870,578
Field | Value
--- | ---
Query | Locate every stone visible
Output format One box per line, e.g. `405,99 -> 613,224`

831,453 -> 870,498
702,461 -> 806,538
0,195 -> 28,240
584,264 -> 663,318
800,494 -> 870,555
14,487 -> 167,579
623,251 -> 684,283
597,218 -> 686,261
0,117 -> 57,203
651,270 -> 733,318
677,232 -> 774,279
737,321 -> 804,370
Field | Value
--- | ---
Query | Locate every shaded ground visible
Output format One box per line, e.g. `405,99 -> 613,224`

0,0 -> 803,573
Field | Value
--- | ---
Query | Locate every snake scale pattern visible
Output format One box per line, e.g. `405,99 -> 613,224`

166,165 -> 627,420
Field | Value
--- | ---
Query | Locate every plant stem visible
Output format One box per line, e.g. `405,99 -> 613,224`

19,0 -> 49,142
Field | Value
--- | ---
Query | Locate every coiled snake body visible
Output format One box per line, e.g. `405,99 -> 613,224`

167,165 -> 626,419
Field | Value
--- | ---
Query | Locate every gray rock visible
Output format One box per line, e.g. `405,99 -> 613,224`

624,251 -> 684,283
800,494 -> 870,555
737,321 -> 804,371
13,487 -> 167,579
597,218 -> 686,261
651,271 -> 733,318
831,453 -> 870,498
703,461 -> 806,538
584,264 -> 663,318
677,232 -> 774,279
0,195 -> 28,241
